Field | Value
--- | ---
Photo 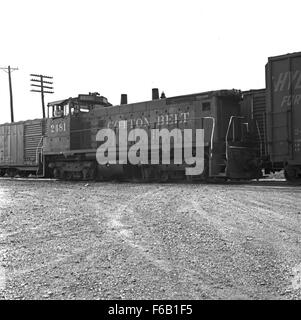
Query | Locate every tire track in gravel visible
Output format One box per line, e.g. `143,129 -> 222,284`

98,185 -> 175,273
0,187 -> 11,296
1,180 -> 301,299
98,184 -> 251,299
0,181 -> 111,299
110,183 -> 301,299
136,186 -> 254,300
186,185 -> 301,299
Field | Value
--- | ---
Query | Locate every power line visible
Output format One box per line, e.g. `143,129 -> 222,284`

30,74 -> 54,118
0,66 -> 19,123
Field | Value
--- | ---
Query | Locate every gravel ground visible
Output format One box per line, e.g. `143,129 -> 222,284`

0,178 -> 301,300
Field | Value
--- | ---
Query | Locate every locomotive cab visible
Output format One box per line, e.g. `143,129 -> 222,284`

44,99 -> 71,154
44,93 -> 111,153
43,92 -> 111,179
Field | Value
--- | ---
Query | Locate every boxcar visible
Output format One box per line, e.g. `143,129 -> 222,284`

266,52 -> 301,181
0,119 -> 45,176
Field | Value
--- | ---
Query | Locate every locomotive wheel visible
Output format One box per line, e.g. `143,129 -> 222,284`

0,169 -> 5,177
186,175 -> 193,182
64,172 -> 73,180
82,167 -> 96,180
19,171 -> 29,178
141,166 -> 152,182
160,171 -> 169,182
89,167 -> 96,180
284,166 -> 300,183
53,168 -> 61,179
7,169 -> 17,177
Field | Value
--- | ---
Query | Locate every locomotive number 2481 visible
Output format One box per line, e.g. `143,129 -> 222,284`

50,121 -> 66,133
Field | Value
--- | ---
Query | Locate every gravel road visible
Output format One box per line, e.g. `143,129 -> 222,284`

0,178 -> 301,300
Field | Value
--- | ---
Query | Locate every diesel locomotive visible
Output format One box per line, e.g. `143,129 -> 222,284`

0,89 -> 262,181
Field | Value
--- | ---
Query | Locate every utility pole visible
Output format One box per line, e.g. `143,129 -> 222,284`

30,74 -> 54,118
0,65 -> 19,122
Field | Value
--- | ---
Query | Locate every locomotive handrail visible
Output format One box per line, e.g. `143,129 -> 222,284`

202,117 -> 215,159
225,116 -> 244,162
35,136 -> 44,164
35,136 -> 45,177
201,117 -> 215,177
255,120 -> 263,158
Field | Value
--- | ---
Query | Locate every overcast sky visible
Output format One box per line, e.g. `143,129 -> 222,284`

0,0 -> 300,122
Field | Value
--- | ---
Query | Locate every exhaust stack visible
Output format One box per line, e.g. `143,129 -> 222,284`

120,94 -> 128,105
152,88 -> 159,100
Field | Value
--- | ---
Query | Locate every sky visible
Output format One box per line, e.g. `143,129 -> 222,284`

0,0 -> 301,122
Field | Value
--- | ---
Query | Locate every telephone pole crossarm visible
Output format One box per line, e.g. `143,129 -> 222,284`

30,73 -> 54,118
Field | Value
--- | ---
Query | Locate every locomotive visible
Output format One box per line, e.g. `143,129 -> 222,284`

1,51 -> 301,183
0,89 -> 262,181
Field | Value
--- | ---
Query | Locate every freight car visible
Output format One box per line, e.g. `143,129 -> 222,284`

265,52 -> 301,182
41,89 -> 262,181
0,119 -> 45,177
